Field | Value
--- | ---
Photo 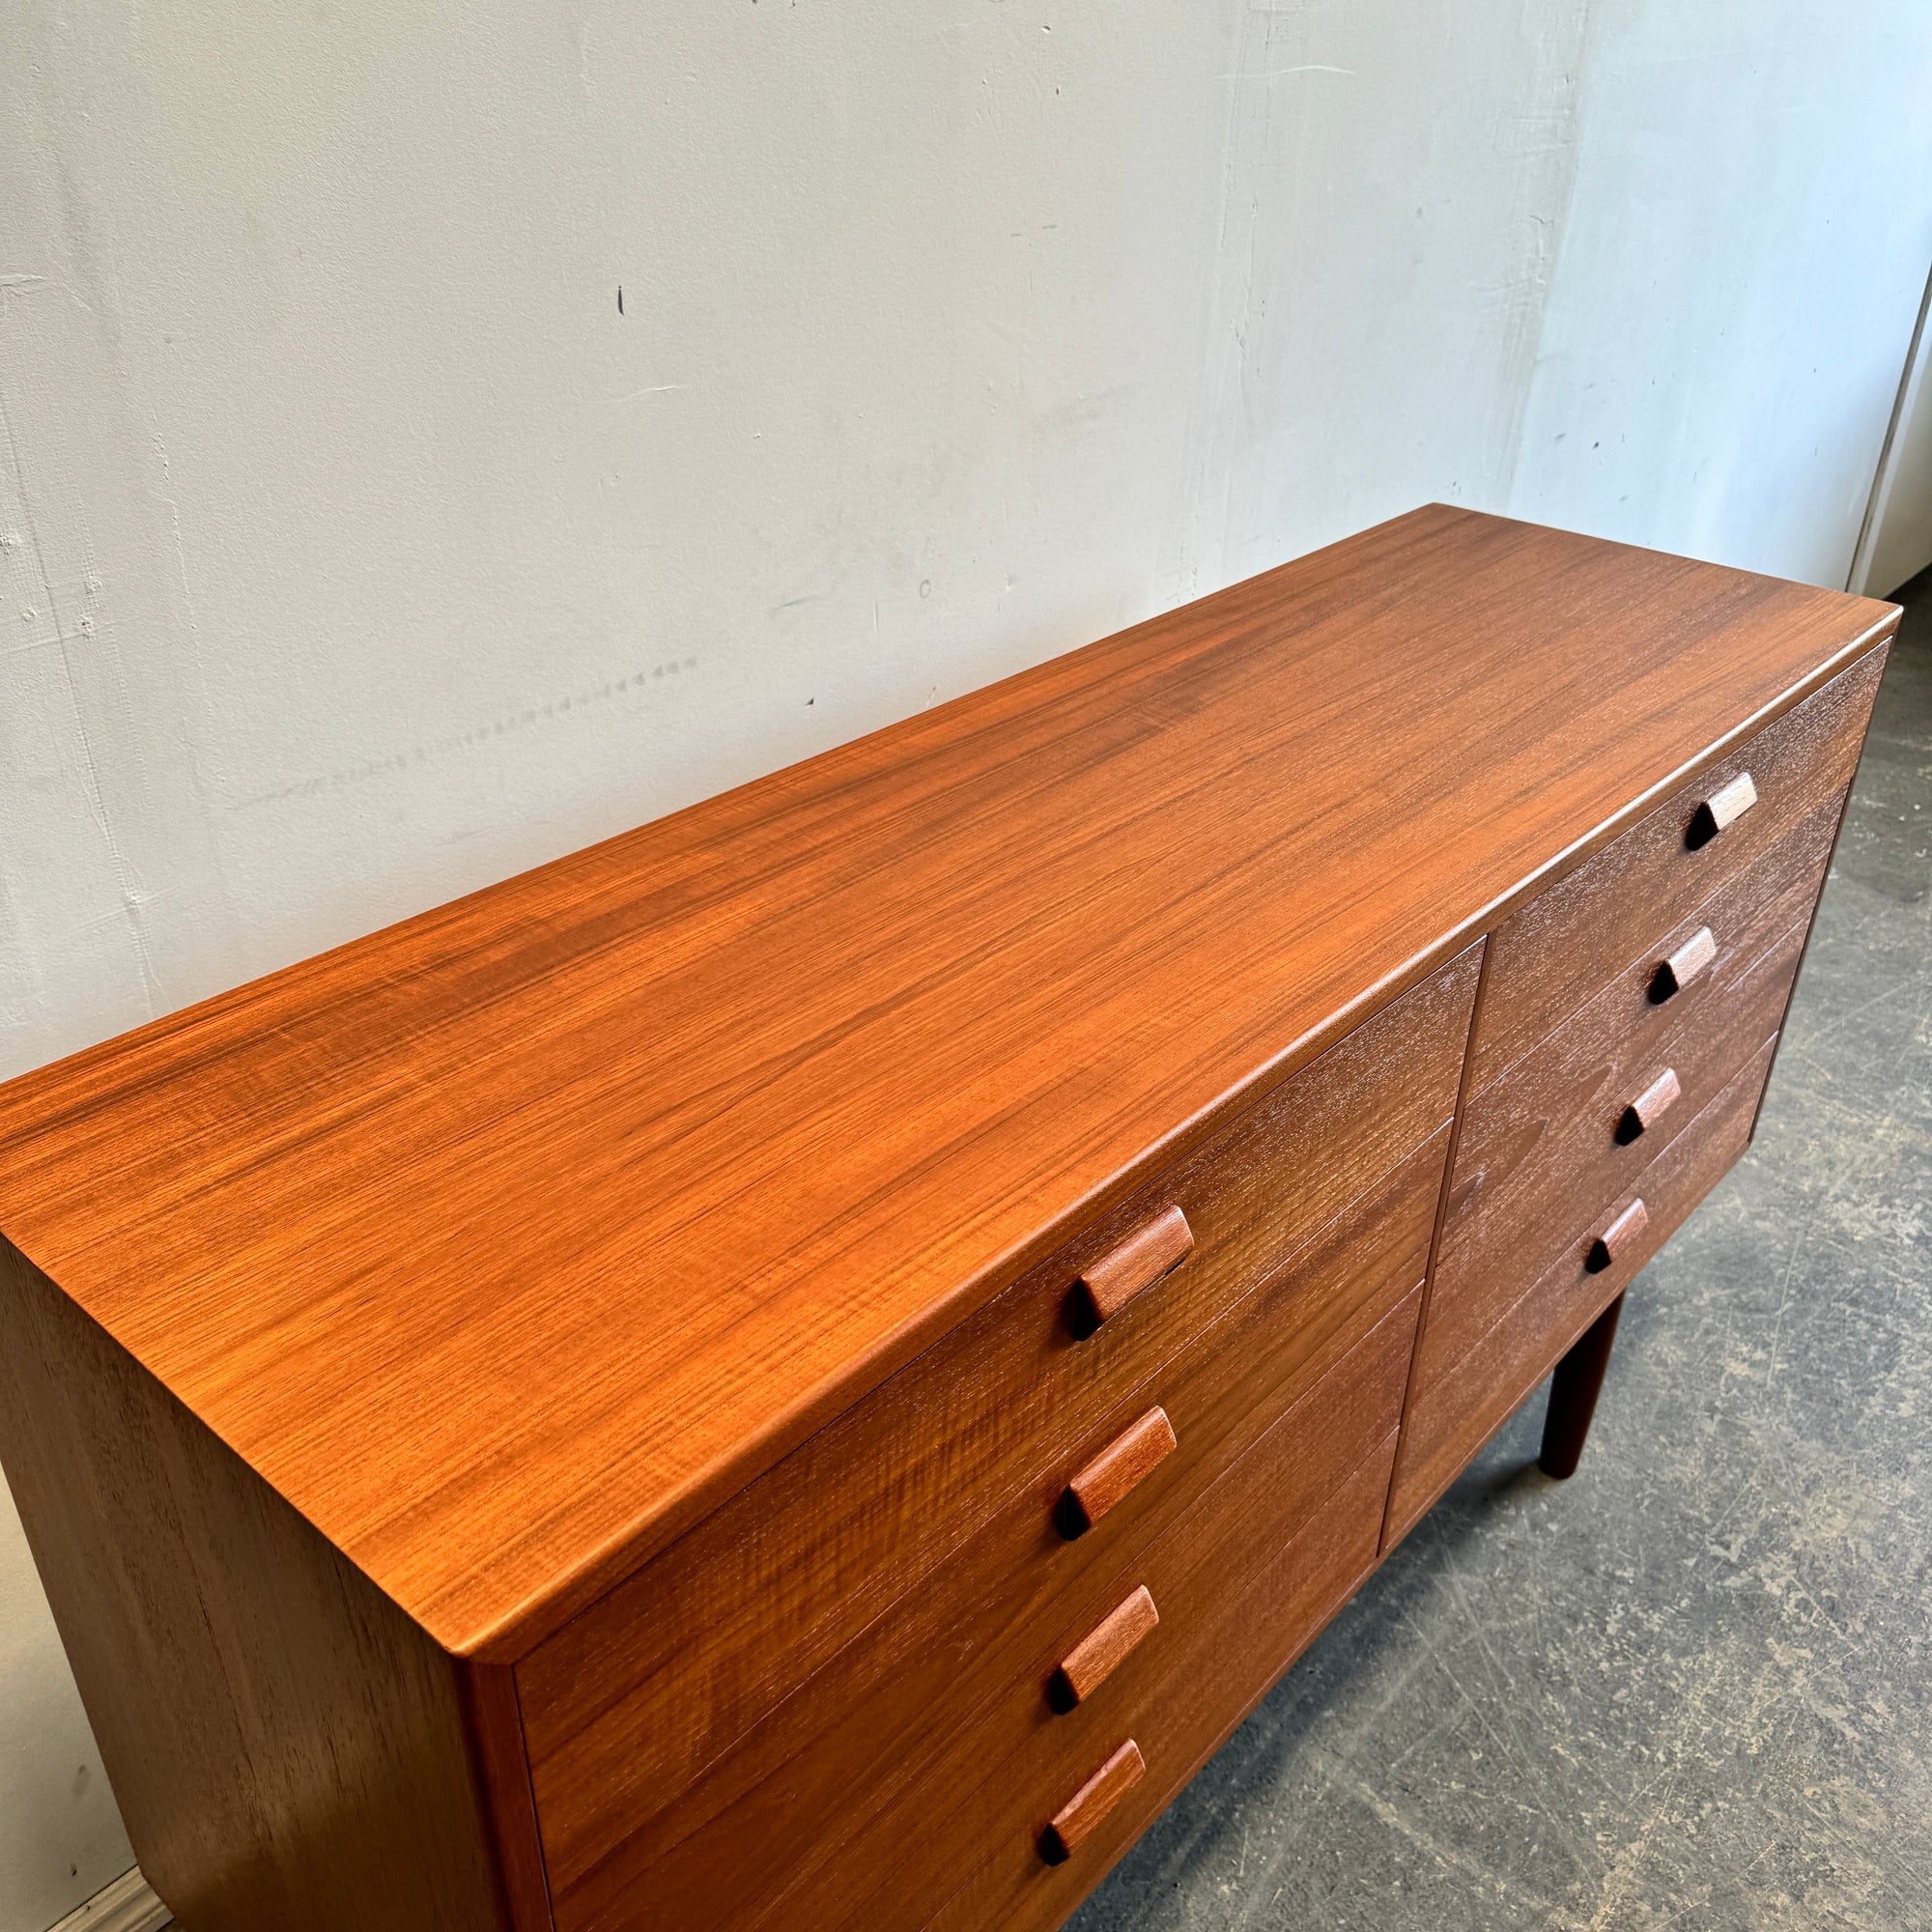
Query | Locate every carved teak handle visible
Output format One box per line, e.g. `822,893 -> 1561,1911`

1586,1198 -> 1649,1273
1687,771 -> 1758,848
1650,926 -> 1717,1003
1070,1206 -> 1194,1336
1039,1740 -> 1147,1864
1050,1586 -> 1160,1711
1059,1408 -> 1178,1539
1616,1066 -> 1682,1145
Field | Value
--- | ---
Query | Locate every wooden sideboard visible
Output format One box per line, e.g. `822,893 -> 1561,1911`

0,507 -> 1894,1932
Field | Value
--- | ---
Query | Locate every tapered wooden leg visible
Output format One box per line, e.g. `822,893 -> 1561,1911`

1540,1293 -> 1626,1479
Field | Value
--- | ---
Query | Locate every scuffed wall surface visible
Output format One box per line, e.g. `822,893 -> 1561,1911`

2,2 -> 1929,1924
1507,0 -> 1932,581
4,0 -> 1930,1083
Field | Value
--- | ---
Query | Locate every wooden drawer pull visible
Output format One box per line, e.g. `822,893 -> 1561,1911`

1050,1586 -> 1159,1712
1586,1198 -> 1649,1273
1687,771 -> 1758,848
1069,1206 -> 1194,1336
1058,1407 -> 1177,1539
1039,1739 -> 1146,1864
1649,926 -> 1717,1003
1615,1066 -> 1682,1145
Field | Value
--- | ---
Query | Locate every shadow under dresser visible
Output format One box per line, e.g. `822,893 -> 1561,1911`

0,506 -> 1896,1931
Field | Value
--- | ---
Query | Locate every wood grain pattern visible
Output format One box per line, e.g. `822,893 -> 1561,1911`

0,509 -> 1894,1659
1073,1208 -> 1194,1333
555,1293 -> 1423,1932
1745,645 -> 1889,1152
0,1238 -> 543,1932
1430,894 -> 1804,1349
1061,1409 -> 1179,1539
1415,789 -> 1841,1394
529,1122 -> 1453,1916
1470,648 -> 1884,1094
1041,1743 -> 1147,1864
1386,1035 -> 1778,1544
517,955 -> 1474,1875
457,1665 -> 558,1932
1053,1587 -> 1160,1710
923,1436 -> 1403,1932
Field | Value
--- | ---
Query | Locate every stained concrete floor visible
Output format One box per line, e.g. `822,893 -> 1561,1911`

1072,580 -> 1932,1932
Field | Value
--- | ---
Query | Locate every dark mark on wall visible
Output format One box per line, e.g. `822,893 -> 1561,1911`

230,656 -> 699,811
617,286 -> 624,315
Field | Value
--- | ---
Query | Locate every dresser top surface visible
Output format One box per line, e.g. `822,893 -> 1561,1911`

0,506 -> 1893,1658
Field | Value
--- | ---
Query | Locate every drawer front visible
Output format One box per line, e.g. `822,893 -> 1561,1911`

1472,650 -> 1879,1093
1416,797 -> 1839,1393
573,1294 -> 1417,1932
522,946 -> 1481,1894
1386,1034 -> 1776,1542
542,1132 -> 1445,1930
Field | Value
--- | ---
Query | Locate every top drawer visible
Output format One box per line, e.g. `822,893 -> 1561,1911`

516,945 -> 1480,1850
1473,650 -> 1883,1091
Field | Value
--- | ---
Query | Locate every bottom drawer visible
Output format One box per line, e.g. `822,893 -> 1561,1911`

1385,1033 -> 1776,1543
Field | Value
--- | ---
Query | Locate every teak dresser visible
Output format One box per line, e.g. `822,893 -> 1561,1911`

0,508 -> 1895,1932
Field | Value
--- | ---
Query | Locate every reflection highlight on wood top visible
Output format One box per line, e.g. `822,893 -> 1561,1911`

0,504 -> 1894,1658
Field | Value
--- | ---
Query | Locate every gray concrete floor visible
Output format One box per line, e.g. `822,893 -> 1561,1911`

1070,581 -> 1932,1932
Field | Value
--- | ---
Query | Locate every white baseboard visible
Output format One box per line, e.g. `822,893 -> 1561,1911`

48,1867 -> 170,1932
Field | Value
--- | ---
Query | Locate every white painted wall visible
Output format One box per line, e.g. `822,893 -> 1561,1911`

2,2 -> 1928,1924
0,1492 -> 132,1932
1507,1 -> 1932,583
1855,266 -> 1932,597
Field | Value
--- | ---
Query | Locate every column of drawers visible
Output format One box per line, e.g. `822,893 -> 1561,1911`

1384,652 -> 1885,1543
515,946 -> 1483,1932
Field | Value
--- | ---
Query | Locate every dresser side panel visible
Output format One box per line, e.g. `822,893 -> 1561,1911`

0,1238 -> 538,1932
